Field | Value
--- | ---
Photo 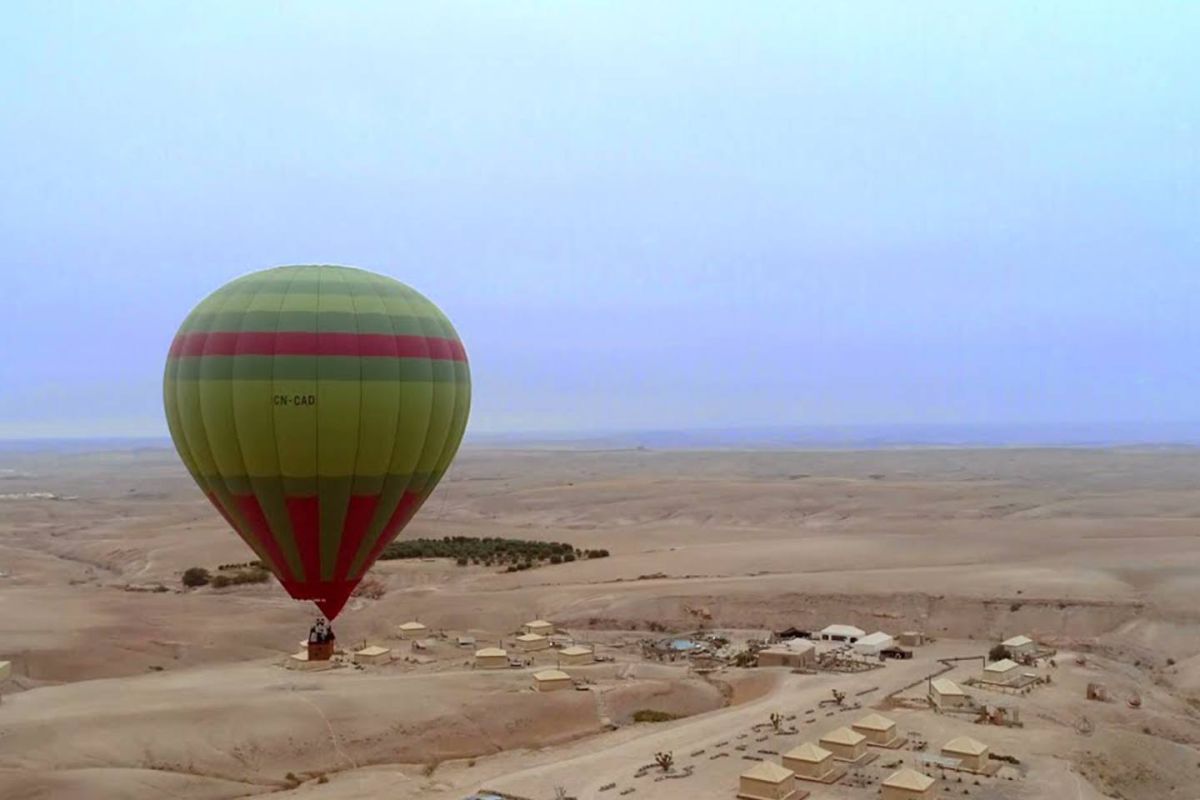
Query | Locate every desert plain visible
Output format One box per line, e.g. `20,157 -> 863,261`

1,445 -> 1200,800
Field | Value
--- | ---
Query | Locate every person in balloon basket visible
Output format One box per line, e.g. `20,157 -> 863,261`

308,617 -> 336,661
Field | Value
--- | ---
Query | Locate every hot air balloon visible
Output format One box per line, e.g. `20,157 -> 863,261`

163,265 -> 470,620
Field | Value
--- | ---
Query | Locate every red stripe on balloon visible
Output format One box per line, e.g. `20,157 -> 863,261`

233,494 -> 294,582
352,491 -> 424,580
284,496 -> 322,584
206,491 -> 281,577
334,494 -> 382,582
168,331 -> 465,361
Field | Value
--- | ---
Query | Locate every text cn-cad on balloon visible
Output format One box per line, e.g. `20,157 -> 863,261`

163,265 -> 471,619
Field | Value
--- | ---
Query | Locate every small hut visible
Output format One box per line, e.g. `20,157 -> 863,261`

941,736 -> 989,773
1002,635 -> 1035,658
898,631 -> 925,647
532,669 -> 572,692
516,633 -> 550,652
353,645 -> 392,665
852,712 -> 899,746
881,768 -> 936,800
456,635 -> 477,648
475,647 -> 509,669
737,761 -> 800,800
398,621 -> 428,640
782,742 -> 838,782
982,658 -> 1020,685
558,645 -> 595,665
819,726 -> 867,763
523,619 -> 555,636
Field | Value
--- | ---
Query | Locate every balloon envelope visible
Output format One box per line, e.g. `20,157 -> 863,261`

163,265 -> 470,618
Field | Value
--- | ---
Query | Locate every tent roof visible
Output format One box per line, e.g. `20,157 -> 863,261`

820,623 -> 865,637
560,645 -> 593,656
820,726 -> 866,746
525,619 -> 553,627
398,621 -> 427,630
986,658 -> 1019,672
943,736 -> 988,756
853,713 -> 896,731
517,633 -> 547,642
741,761 -> 794,783
784,742 -> 832,763
476,647 -> 507,657
857,631 -> 893,645
1003,634 -> 1033,647
882,768 -> 935,791
533,669 -> 570,681
931,678 -> 966,695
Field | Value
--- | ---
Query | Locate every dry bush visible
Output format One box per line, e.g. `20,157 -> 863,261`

353,575 -> 387,600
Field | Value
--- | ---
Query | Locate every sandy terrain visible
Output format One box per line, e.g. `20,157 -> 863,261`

1,446 -> 1199,799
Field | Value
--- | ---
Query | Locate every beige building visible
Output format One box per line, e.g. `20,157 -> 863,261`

558,645 -> 595,665
881,768 -> 936,800
982,658 -> 1020,685
532,669 -> 572,692
819,727 -> 867,762
523,619 -> 555,635
475,647 -> 509,669
0,661 -> 10,682
737,761 -> 799,800
782,742 -> 837,781
852,712 -> 898,746
1002,634 -> 1035,658
941,736 -> 989,772
398,621 -> 427,640
929,677 -> 971,709
758,639 -> 816,668
352,645 -> 392,665
898,631 -> 925,647
516,633 -> 550,652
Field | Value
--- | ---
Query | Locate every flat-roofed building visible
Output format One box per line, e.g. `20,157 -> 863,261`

982,658 -> 1020,685
523,619 -> 555,635
758,639 -> 816,668
532,669 -> 572,692
353,645 -> 392,665
558,645 -> 595,666
1002,635 -> 1035,658
398,621 -> 427,640
516,633 -> 550,652
475,647 -> 508,669
929,677 -> 971,710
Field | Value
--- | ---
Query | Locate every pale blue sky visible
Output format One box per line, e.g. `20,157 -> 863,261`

1,2 -> 1196,438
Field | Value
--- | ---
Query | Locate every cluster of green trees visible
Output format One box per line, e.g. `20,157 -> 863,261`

181,564 -> 271,589
378,536 -> 610,570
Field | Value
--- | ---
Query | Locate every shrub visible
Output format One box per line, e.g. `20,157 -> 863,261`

564,552 -> 576,562
182,567 -> 211,588
550,554 -> 562,564
352,575 -> 387,600
456,556 -> 469,566
210,574 -> 231,589
988,644 -> 1009,662
633,709 -> 678,723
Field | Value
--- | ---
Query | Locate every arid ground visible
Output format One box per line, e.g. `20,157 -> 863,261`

2,445 -> 1199,799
